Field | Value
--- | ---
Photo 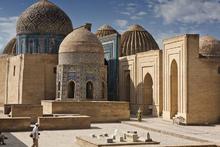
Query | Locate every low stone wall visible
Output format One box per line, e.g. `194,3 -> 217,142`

0,117 -> 31,132
41,100 -> 130,123
6,104 -> 43,123
38,115 -> 91,130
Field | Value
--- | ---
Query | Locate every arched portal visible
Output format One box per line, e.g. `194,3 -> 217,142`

144,73 -> 153,115
170,60 -> 178,118
125,74 -> 131,102
68,81 -> 75,98
86,81 -> 94,99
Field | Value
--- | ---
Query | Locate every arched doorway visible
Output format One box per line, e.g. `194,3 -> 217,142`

86,81 -> 93,99
125,74 -> 131,102
144,73 -> 153,115
68,81 -> 75,98
170,60 -> 178,118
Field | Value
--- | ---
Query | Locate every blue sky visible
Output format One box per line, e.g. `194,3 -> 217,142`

1,0 -> 220,52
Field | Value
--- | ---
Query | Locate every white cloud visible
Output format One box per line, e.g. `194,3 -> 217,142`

0,16 -> 18,53
120,12 -> 131,16
137,11 -> 147,16
155,0 -> 220,24
130,11 -> 147,20
115,19 -> 128,28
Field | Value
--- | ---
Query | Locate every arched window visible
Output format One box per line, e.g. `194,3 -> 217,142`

102,82 -> 105,99
58,81 -> 61,91
86,81 -> 93,99
125,74 -> 131,102
68,81 -> 75,98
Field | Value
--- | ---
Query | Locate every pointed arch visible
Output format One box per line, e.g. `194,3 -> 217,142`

144,73 -> 153,115
68,81 -> 75,98
86,81 -> 94,99
170,59 -> 178,118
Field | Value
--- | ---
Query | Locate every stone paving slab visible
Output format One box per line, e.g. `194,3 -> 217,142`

1,123 -> 208,147
122,117 -> 220,145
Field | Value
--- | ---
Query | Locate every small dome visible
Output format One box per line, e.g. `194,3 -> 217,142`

16,0 -> 73,35
96,24 -> 118,37
59,28 -> 104,54
199,35 -> 220,57
2,37 -> 16,55
120,24 -> 159,57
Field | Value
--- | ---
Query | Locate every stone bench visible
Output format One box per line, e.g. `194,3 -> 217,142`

0,117 -> 31,132
38,115 -> 91,130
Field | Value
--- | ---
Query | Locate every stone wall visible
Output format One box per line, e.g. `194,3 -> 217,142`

6,55 -> 23,104
41,100 -> 130,123
57,52 -> 107,100
187,35 -> 220,124
163,34 -> 220,124
11,104 -> 43,123
163,35 -> 188,121
136,50 -> 163,116
5,54 -> 57,105
0,56 -> 9,106
0,117 -> 31,132
38,115 -> 91,130
119,50 -> 162,116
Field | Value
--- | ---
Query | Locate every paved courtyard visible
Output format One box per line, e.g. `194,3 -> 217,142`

2,123 -> 217,147
123,117 -> 220,145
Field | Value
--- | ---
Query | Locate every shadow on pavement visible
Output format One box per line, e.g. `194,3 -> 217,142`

2,133 -> 28,147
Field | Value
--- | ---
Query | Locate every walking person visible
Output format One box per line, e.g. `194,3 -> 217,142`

30,123 -> 40,147
0,132 -> 7,145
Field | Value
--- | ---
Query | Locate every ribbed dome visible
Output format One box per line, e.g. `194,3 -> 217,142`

96,24 -> 118,37
199,35 -> 220,57
2,37 -> 16,55
59,28 -> 104,54
16,0 -> 73,35
120,24 -> 159,57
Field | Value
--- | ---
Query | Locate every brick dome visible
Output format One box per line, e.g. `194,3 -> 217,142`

120,24 -> 159,57
16,0 -> 73,35
2,37 -> 16,55
199,36 -> 220,57
59,28 -> 104,54
96,24 -> 118,37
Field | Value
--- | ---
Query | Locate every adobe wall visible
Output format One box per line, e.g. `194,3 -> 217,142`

41,101 -> 130,123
